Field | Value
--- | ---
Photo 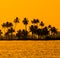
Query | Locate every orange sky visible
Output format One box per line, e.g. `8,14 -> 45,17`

0,0 -> 60,31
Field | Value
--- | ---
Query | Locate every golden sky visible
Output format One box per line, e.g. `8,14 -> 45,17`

0,0 -> 60,31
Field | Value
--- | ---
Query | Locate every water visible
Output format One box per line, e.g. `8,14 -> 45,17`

0,40 -> 60,58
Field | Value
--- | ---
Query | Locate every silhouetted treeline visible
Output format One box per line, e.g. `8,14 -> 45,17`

0,17 -> 60,40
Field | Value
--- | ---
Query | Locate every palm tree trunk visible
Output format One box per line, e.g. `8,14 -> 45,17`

14,23 -> 16,31
11,33 -> 12,40
25,25 -> 27,39
25,25 -> 27,31
32,32 -> 34,39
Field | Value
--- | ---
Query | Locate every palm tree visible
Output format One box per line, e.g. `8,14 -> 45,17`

30,25 -> 34,39
5,31 -> 9,40
37,28 -> 41,39
48,25 -> 52,36
48,25 -> 51,28
31,19 -> 38,25
50,27 -> 57,36
22,29 -> 29,39
0,30 -> 3,40
8,27 -> 15,40
14,17 -> 20,31
9,22 -> 13,28
42,27 -> 49,39
5,22 -> 9,28
2,23 -> 6,34
40,21 -> 44,28
5,22 -> 14,33
23,17 -> 29,31
36,19 -> 39,26
16,30 -> 22,40
37,27 -> 49,39
30,25 -> 38,39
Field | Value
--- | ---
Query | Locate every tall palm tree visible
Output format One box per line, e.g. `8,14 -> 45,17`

23,17 -> 29,31
30,25 -> 34,39
14,17 -> 20,31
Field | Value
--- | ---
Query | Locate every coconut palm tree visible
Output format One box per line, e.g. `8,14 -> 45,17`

14,17 -> 20,31
22,29 -> 29,39
2,23 -> 6,34
31,19 -> 38,25
50,27 -> 57,36
30,25 -> 38,39
5,22 -> 13,32
40,21 -> 44,28
5,31 -> 9,40
23,17 -> 29,31
48,25 -> 51,28
9,22 -> 13,28
8,27 -> 15,40
0,30 -> 2,35
16,30 -> 22,40
5,22 -> 10,28
48,25 -> 52,36
0,30 -> 3,40
37,28 -> 41,39
42,27 -> 49,39
36,19 -> 39,26
30,25 -> 34,39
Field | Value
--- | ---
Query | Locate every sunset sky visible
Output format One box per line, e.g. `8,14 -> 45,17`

0,0 -> 60,31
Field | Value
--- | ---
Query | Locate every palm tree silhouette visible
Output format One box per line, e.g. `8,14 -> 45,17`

48,25 -> 51,28
8,27 -> 15,39
5,22 -> 13,33
40,21 -> 44,28
9,22 -> 13,28
16,30 -> 22,40
0,17 -> 59,40
23,17 -> 29,31
2,23 -> 6,34
14,17 -> 20,31
0,30 -> 3,40
30,25 -> 38,39
48,25 -> 52,36
5,31 -> 9,40
50,27 -> 57,36
42,27 -> 49,39
36,19 -> 39,26
30,25 -> 34,39
37,28 -> 41,39
22,29 -> 29,39
31,19 -> 39,25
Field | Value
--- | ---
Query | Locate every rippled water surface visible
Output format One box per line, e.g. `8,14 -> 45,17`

0,40 -> 60,58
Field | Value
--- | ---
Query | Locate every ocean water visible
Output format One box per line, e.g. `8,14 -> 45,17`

0,40 -> 60,58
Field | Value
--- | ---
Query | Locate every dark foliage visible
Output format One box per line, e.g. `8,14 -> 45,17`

0,17 -> 59,40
